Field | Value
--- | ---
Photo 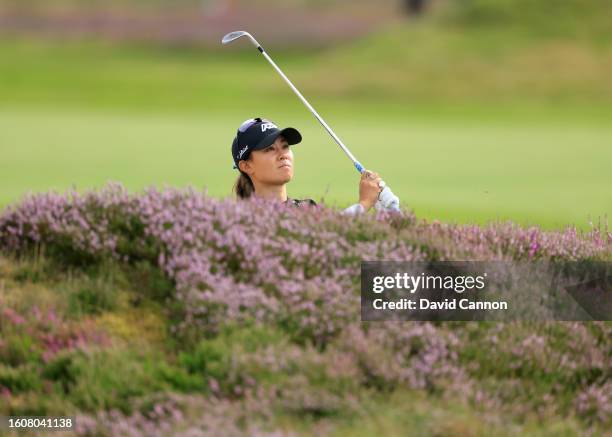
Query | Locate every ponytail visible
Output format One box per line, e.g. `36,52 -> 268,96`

234,172 -> 255,199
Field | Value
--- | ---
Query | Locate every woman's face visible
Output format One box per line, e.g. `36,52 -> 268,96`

240,136 -> 294,184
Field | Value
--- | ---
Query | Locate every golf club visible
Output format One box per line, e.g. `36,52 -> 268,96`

221,30 -> 400,211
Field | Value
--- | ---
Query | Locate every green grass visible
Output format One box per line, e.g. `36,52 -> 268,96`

1,24 -> 611,230
308,390 -> 585,437
1,108 -> 610,230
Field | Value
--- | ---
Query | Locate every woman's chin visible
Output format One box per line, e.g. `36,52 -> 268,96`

279,168 -> 293,182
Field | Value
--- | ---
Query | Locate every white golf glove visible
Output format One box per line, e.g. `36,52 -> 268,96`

342,180 -> 400,215
375,182 -> 400,212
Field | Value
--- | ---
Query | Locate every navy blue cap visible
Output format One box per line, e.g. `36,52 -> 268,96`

231,118 -> 302,170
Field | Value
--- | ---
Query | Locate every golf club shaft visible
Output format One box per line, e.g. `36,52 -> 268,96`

258,47 -> 401,211
257,47 -> 364,173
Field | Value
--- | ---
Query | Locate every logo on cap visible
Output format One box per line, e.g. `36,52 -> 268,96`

237,145 -> 249,159
261,122 -> 277,132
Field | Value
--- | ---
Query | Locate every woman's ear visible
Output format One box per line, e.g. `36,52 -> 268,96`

238,160 -> 253,176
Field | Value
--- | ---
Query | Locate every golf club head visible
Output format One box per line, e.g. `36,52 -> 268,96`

221,31 -> 259,48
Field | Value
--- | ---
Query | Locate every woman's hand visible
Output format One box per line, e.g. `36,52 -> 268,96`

358,170 -> 382,212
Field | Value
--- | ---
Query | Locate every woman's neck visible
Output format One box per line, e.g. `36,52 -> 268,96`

252,181 -> 288,203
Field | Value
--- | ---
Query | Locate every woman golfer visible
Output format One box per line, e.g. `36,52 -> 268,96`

231,117 -> 386,213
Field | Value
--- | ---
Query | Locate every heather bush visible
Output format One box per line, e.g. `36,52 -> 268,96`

574,380 -> 612,427
333,322 -> 466,395
455,321 -> 611,421
177,322 -> 363,406
0,304 -> 109,366
0,184 -> 610,432
75,392 -> 299,437
1,184 -> 608,345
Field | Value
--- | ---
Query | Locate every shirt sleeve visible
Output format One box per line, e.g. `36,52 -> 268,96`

342,203 -> 365,215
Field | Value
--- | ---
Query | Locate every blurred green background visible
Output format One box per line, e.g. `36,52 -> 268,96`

1,0 -> 611,229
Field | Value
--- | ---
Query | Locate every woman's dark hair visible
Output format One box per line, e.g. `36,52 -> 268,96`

234,171 -> 255,199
